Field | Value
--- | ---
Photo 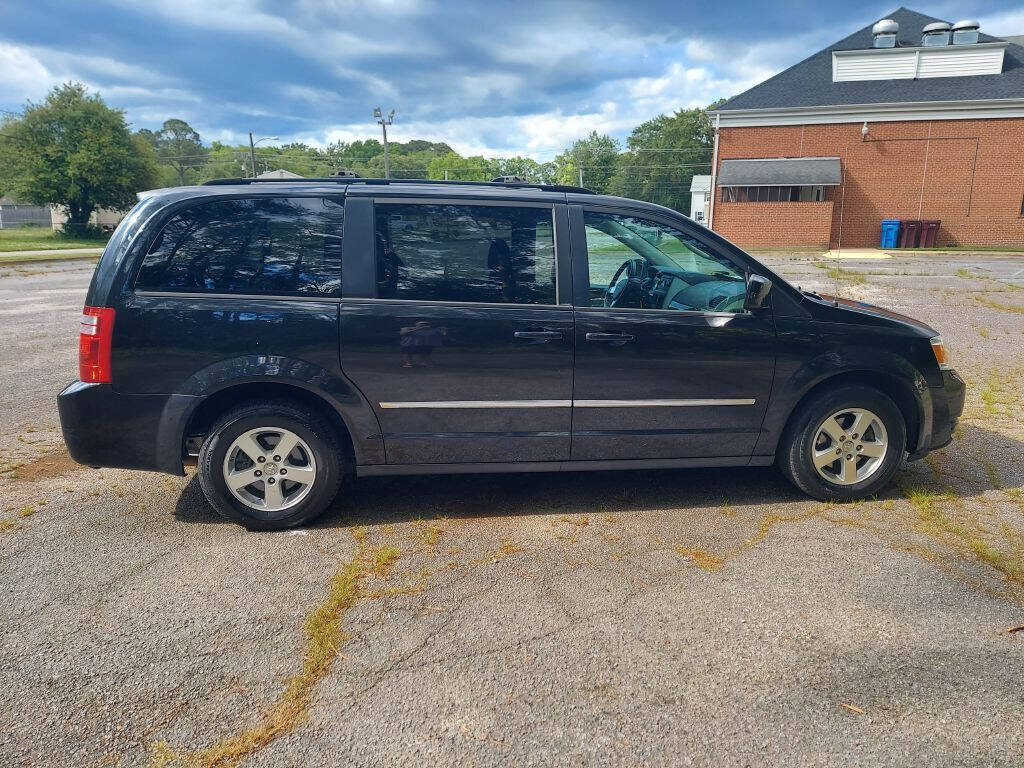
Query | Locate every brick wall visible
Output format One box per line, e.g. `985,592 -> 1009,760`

713,118 -> 1024,248
713,201 -> 834,249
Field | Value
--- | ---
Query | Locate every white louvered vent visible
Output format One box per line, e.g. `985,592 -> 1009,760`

833,43 -> 1005,82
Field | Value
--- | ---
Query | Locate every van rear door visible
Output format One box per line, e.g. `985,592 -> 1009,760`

338,195 -> 574,466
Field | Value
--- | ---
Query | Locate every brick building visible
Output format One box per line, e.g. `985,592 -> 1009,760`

708,8 -> 1024,249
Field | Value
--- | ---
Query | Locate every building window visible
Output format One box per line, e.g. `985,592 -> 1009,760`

721,185 -> 826,203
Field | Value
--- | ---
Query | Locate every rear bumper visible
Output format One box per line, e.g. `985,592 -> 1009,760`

57,381 -> 197,475
909,368 -> 965,459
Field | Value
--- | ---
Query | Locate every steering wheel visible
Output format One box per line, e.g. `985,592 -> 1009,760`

604,258 -> 645,308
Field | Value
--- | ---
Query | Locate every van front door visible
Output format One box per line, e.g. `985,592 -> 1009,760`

339,198 -> 574,466
569,206 -> 776,461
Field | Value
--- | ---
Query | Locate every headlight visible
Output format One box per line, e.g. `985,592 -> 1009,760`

930,336 -> 952,370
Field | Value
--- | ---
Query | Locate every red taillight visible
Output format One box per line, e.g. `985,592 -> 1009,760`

79,306 -> 115,383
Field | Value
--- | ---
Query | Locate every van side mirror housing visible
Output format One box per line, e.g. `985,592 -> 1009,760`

744,274 -> 772,311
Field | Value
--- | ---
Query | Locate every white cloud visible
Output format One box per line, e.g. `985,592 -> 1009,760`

255,37 -> 779,158
977,7 -> 1024,37
109,0 -> 432,60
684,39 -> 716,62
0,40 -> 184,116
0,43 -> 57,103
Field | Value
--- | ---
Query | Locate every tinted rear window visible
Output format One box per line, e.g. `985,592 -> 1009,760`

134,197 -> 343,296
374,203 -> 556,305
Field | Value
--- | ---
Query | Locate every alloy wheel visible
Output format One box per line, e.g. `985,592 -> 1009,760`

810,407 -> 888,486
222,427 -> 317,512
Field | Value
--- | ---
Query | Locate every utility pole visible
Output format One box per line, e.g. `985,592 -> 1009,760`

248,132 -> 279,178
248,131 -> 257,179
373,107 -> 396,179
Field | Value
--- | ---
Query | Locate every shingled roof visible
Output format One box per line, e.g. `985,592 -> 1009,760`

716,7 -> 1024,112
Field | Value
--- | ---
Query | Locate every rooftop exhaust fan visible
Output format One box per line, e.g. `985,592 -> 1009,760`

872,18 -> 898,48
921,21 -> 952,47
951,19 -> 980,45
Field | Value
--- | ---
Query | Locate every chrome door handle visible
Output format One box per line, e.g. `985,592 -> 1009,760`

585,332 -> 634,344
514,330 -> 563,341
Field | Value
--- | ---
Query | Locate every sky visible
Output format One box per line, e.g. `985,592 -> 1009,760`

2,1 -> 1024,158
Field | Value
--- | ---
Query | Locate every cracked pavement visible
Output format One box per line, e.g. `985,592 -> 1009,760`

1,253 -> 1023,767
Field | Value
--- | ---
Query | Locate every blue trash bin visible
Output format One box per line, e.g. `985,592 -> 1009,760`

880,219 -> 901,249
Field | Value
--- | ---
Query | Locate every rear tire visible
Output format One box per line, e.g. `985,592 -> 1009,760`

778,385 -> 905,502
198,400 -> 343,530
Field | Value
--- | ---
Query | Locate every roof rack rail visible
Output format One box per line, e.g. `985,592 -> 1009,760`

201,177 -> 595,194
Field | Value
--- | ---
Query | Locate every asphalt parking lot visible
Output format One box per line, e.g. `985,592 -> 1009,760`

1,252 -> 1022,767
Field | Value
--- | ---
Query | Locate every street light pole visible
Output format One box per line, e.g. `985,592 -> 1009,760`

249,131 -> 257,178
373,108 -> 396,179
248,132 -> 279,178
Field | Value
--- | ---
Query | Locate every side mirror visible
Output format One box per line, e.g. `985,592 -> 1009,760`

744,274 -> 772,311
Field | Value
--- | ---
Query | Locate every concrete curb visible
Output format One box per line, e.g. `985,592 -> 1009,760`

0,248 -> 103,266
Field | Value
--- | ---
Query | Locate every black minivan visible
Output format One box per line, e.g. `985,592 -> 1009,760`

59,178 -> 965,529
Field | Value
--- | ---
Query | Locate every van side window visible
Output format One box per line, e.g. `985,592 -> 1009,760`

583,211 -> 747,313
374,203 -> 556,305
135,197 -> 343,296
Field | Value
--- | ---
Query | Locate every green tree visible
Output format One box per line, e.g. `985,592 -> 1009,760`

427,152 -> 494,181
196,142 -> 249,182
153,119 -> 207,185
553,131 -> 620,193
609,106 -> 715,213
492,156 -> 555,184
0,82 -> 158,229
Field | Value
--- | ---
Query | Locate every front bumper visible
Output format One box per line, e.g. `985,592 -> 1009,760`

57,381 -> 197,475
909,368 -> 965,459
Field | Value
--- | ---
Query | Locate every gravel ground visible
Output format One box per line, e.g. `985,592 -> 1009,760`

1,253 -> 1022,768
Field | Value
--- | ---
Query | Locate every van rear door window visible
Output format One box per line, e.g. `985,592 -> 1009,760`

374,203 -> 556,305
135,197 -> 343,296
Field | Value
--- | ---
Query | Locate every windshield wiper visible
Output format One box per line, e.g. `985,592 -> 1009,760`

799,287 -> 838,306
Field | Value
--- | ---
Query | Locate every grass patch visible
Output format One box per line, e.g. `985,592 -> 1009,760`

0,226 -> 108,253
498,537 -> 524,557
903,486 -> 953,518
826,265 -> 867,284
148,531 -> 379,768
414,520 -> 444,550
17,505 -> 35,518
975,294 -> 1024,315
676,546 -> 724,572
372,545 -> 401,578
978,373 -> 1013,415
902,486 -> 1024,590
888,245 -> 1024,253
955,268 -> 971,278
812,260 -> 867,284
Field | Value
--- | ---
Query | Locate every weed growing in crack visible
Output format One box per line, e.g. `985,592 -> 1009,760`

147,530 -> 376,768
675,547 -> 724,572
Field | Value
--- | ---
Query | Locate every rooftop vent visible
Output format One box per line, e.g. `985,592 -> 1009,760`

872,18 -> 899,48
921,21 -> 952,46
951,19 -> 980,45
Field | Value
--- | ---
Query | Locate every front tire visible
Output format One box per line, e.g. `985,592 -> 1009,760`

198,401 -> 343,530
778,385 -> 906,502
